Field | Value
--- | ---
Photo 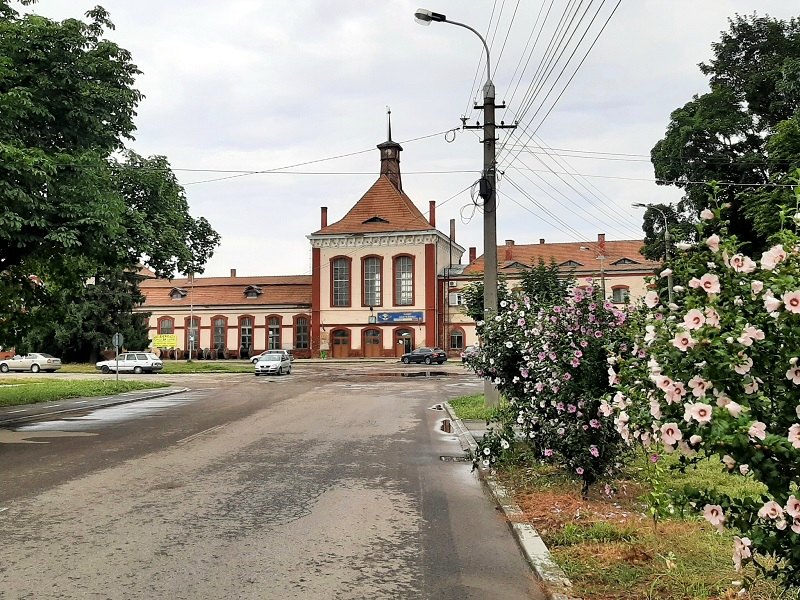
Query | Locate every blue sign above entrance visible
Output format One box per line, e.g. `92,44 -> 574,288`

376,311 -> 424,323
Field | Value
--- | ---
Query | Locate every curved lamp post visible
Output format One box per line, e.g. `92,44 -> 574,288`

415,8 -> 499,406
633,203 -> 673,304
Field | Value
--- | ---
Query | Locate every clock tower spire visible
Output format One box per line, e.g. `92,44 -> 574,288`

377,107 -> 403,192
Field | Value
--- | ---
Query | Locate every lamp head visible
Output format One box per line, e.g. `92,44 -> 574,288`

631,202 -> 647,208
414,8 -> 446,25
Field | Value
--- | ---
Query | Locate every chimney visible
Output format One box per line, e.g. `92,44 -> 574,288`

539,238 -> 545,245
230,269 -> 236,278
449,218 -> 456,244
429,200 -> 436,227
597,233 -> 606,255
504,239 -> 514,260
321,206 -> 328,228
469,247 -> 477,264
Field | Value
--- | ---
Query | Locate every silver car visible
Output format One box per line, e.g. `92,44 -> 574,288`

0,353 -> 62,373
254,353 -> 292,376
95,352 -> 163,374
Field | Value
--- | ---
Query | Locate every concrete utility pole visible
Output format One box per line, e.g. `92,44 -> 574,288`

415,8 -> 515,407
633,203 -> 673,304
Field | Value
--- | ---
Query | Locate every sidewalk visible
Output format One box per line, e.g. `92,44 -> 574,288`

444,403 -> 578,600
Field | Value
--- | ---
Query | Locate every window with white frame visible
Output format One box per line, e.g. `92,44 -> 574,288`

268,317 -> 281,350
612,287 -> 630,304
332,258 -> 350,307
363,257 -> 381,307
295,317 -> 309,349
395,256 -> 413,305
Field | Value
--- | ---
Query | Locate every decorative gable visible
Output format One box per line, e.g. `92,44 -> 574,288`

363,216 -> 389,224
612,257 -> 639,265
559,260 -> 584,267
500,261 -> 530,270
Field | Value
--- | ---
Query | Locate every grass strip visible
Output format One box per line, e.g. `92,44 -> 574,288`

0,379 -> 168,407
60,361 -> 254,374
448,393 -> 496,421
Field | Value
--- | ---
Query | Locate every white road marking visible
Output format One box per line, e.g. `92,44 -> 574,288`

8,409 -> 26,413
0,507 -> 8,513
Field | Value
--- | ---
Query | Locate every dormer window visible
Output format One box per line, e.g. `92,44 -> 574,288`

612,258 -> 639,265
363,216 -> 389,224
170,287 -> 188,300
244,285 -> 263,299
560,260 -> 584,267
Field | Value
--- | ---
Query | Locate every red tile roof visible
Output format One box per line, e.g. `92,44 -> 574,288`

463,240 -> 659,275
140,275 -> 311,308
313,176 -> 434,235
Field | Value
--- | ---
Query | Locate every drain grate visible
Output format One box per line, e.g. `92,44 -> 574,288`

440,455 -> 471,462
429,404 -> 444,411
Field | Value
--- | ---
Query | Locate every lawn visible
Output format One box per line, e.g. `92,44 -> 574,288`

60,361 -> 254,374
448,394 -> 799,599
448,393 -> 503,421
0,379 -> 168,407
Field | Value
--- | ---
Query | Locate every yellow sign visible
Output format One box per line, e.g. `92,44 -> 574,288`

152,334 -> 178,348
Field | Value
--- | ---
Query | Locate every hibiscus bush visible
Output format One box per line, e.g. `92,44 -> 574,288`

470,284 -> 631,497
608,183 -> 800,587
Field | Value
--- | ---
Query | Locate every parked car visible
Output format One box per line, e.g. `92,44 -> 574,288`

0,352 -> 62,373
95,352 -> 163,374
254,352 -> 292,376
250,349 -> 294,364
401,347 -> 447,365
460,344 -> 480,363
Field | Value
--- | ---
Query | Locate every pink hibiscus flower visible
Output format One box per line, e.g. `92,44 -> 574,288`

704,307 -> 721,327
644,290 -> 660,308
789,424 -> 800,449
748,421 -> 767,441
672,331 -> 696,352
703,504 -> 725,531
733,536 -> 752,571
688,375 -> 711,398
687,402 -> 713,423
782,290 -> 800,314
728,253 -> 757,273
706,234 -> 720,253
761,244 -> 787,270
682,309 -> 706,330
660,422 -> 683,446
699,273 -> 721,294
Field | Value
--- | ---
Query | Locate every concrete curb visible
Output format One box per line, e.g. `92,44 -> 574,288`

0,386 -> 191,427
443,402 -> 579,600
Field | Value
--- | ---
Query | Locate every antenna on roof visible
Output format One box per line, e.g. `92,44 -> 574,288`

386,105 -> 392,141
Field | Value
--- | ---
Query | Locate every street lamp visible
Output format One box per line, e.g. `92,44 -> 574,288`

415,8 -> 500,407
633,203 -> 674,304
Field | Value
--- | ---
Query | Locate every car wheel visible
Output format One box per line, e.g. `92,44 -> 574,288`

31,364 -> 40,373
287,366 -> 292,374
278,366 -> 283,375
101,365 -> 110,374
251,357 -> 258,364
402,357 -> 410,364
133,366 -> 143,374
255,372 -> 260,376
424,357 -> 432,365
0,364 -> 8,373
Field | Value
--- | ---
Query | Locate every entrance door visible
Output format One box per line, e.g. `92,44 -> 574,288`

331,329 -> 350,358
363,329 -> 382,358
394,329 -> 413,358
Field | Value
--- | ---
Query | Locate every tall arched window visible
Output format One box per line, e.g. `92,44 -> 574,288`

268,316 -> 281,350
239,316 -> 254,351
394,255 -> 413,305
332,257 -> 351,307
295,316 -> 309,349
213,317 -> 226,350
362,256 -> 382,307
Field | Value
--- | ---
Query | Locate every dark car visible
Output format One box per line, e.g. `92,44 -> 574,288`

401,347 -> 447,365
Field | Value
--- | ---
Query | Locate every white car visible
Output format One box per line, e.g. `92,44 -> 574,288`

254,353 -> 292,376
250,349 -> 294,364
96,352 -> 163,374
0,352 -> 62,373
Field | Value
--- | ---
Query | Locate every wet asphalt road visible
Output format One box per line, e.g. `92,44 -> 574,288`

0,363 -> 545,599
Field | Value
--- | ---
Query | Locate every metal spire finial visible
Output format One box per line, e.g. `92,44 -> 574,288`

386,105 -> 392,141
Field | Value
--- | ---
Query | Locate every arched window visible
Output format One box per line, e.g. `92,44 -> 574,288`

362,256 -> 382,307
158,317 -> 174,335
185,317 -> 200,352
394,255 -> 414,306
212,316 -> 227,351
268,316 -> 281,350
239,316 -> 254,351
331,257 -> 351,307
449,327 -> 465,351
295,316 -> 309,349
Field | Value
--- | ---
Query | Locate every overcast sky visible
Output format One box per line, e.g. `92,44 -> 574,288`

27,1 -> 800,277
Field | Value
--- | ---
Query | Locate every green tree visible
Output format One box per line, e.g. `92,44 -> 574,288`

650,13 -> 800,254
0,2 -> 220,349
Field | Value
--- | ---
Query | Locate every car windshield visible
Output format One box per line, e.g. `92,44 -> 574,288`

38,353 -> 54,358
261,355 -> 281,362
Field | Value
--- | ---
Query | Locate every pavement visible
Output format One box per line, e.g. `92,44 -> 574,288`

444,406 -> 578,600
1,371 -> 577,599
